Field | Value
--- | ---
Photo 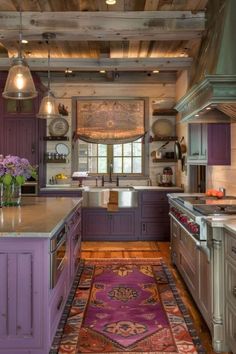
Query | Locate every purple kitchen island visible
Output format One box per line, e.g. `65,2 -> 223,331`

0,196 -> 82,354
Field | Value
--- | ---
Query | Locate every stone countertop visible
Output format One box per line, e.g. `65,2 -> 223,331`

0,197 -> 82,238
223,220 -> 236,234
132,186 -> 183,191
40,185 -> 183,192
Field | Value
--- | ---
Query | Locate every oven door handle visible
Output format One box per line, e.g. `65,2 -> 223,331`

50,234 -> 67,253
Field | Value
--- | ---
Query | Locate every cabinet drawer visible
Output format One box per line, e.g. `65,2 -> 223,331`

67,207 -> 81,232
49,272 -> 68,340
179,251 -> 196,296
225,303 -> 236,354
225,260 -> 236,309
142,191 -> 168,203
225,232 -> 236,265
142,204 -> 169,219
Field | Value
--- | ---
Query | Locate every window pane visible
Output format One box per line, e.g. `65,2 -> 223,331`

88,143 -> 97,156
123,157 -> 131,173
136,138 -> 142,143
98,157 -> 107,173
78,143 -> 88,156
133,143 -> 141,156
124,143 -> 132,156
98,144 -> 107,156
113,144 -> 122,156
88,157 -> 97,173
113,157 -> 122,173
78,158 -> 88,171
133,157 -> 142,173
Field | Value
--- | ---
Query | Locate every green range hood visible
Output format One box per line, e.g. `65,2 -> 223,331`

175,0 -> 236,123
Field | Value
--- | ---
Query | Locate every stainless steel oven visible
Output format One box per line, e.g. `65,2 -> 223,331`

50,224 -> 67,288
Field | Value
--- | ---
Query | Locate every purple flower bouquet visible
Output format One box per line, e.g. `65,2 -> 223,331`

0,155 -> 37,206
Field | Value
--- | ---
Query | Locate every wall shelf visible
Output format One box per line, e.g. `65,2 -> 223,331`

152,158 -> 177,163
43,136 -> 69,141
149,136 -> 177,142
152,108 -> 177,116
44,159 -> 67,163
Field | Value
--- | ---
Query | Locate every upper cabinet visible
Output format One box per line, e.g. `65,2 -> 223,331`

0,73 -> 47,187
3,98 -> 36,117
188,123 -> 231,165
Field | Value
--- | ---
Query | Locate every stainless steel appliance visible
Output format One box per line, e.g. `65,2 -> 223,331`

50,224 -> 67,288
169,195 -> 236,241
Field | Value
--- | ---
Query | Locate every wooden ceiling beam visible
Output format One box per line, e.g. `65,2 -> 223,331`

0,11 -> 205,41
0,57 -> 192,71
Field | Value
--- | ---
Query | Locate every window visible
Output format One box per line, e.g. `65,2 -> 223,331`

78,138 -> 143,175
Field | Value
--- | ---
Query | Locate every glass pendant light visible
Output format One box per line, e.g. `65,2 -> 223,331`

2,8 -> 37,100
37,33 -> 60,119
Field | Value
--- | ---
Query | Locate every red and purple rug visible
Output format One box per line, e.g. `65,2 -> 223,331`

51,259 -> 205,354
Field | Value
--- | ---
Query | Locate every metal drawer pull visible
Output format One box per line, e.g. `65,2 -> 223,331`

232,246 -> 236,255
233,286 -> 236,297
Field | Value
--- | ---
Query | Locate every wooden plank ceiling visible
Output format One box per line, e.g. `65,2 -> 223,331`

0,0 -> 209,82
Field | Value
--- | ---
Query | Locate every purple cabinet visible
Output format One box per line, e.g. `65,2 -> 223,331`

188,123 -> 231,165
0,238 -> 46,354
207,123 -> 231,165
0,204 -> 82,354
139,190 -> 182,241
0,73 -> 46,187
82,208 -> 136,241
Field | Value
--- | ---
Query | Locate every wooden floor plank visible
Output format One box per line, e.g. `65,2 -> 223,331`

81,241 -> 229,354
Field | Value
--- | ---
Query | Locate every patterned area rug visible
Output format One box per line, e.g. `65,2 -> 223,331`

50,259 -> 205,354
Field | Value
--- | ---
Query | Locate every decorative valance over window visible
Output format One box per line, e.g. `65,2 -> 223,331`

75,99 -> 145,144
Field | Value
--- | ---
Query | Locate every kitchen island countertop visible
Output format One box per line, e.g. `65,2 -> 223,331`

0,196 -> 82,238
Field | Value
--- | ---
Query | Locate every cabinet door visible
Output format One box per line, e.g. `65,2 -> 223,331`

200,123 -> 207,159
4,118 -> 37,164
3,98 -> 36,117
0,251 -> 42,349
141,221 -> 170,241
189,124 -> 202,159
82,210 -> 110,240
178,229 -> 197,296
208,123 -> 231,165
111,212 -> 135,238
198,247 -> 211,329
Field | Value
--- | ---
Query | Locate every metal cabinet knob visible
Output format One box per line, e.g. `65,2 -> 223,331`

233,286 -> 236,297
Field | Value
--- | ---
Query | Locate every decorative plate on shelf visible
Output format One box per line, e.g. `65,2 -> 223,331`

151,119 -> 173,137
56,143 -> 70,156
48,118 -> 69,137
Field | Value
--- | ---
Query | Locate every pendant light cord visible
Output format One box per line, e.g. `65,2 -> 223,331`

19,3 -> 23,57
47,39 -> 51,92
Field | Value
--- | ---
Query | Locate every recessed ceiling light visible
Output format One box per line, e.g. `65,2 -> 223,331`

206,107 -> 211,110
195,114 -> 199,117
21,39 -> 28,44
100,70 -> 106,73
106,0 -> 116,4
152,70 -> 159,74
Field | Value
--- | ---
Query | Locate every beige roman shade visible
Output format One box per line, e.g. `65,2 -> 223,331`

75,99 -> 145,144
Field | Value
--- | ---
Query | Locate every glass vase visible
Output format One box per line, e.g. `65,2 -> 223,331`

0,184 -> 21,207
